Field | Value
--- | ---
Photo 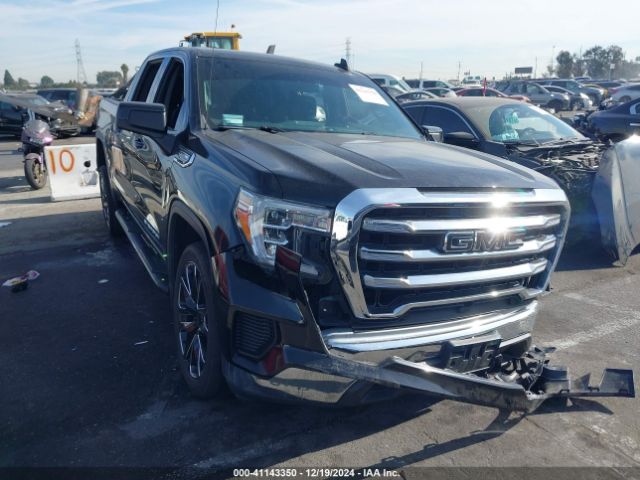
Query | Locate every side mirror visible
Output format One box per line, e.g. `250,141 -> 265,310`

443,131 -> 479,147
422,125 -> 444,142
116,101 -> 166,137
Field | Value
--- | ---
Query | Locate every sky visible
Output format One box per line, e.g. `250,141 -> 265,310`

1,0 -> 638,84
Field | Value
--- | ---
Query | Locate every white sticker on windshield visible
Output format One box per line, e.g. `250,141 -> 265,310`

222,114 -> 244,126
349,84 -> 389,106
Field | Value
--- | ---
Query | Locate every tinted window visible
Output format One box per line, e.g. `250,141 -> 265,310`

154,59 -> 184,129
405,80 -> 419,88
420,106 -> 473,134
132,60 -> 162,102
465,89 -> 482,97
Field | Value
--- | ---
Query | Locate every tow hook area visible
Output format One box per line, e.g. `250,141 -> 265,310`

283,345 -> 635,413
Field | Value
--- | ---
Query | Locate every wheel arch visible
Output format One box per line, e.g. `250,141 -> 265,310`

167,200 -> 216,284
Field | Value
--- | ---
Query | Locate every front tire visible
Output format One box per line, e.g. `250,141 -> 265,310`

24,157 -> 47,190
173,242 -> 224,399
98,165 -> 123,237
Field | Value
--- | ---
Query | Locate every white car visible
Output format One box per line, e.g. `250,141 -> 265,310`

367,73 -> 412,93
610,83 -> 640,103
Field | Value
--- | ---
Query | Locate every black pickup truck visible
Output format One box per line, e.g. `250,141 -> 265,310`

95,48 -> 633,411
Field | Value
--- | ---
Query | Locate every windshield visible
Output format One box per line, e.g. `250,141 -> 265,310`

197,57 -> 422,139
465,103 -> 585,144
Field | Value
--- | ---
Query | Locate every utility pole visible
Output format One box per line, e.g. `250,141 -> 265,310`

345,37 -> 352,67
419,61 -> 423,81
457,61 -> 461,83
534,57 -> 538,78
75,39 -> 87,85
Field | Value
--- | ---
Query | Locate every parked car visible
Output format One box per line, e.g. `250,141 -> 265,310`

0,92 -> 79,138
405,79 -> 455,90
456,87 -> 530,102
608,83 -> 640,103
366,73 -> 412,92
402,97 -> 640,264
497,81 -> 570,111
543,85 -> 593,110
421,87 -> 457,98
94,47 -> 631,411
37,88 -> 78,110
537,79 -> 604,105
393,90 -> 438,103
583,97 -> 640,141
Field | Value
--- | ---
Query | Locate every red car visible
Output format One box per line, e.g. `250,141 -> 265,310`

456,87 -> 530,103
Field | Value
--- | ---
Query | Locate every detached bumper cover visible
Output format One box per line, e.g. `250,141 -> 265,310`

254,345 -> 634,412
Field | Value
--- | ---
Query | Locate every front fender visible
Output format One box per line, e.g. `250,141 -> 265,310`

593,135 -> 640,264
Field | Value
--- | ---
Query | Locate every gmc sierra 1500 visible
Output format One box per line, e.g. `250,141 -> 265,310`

96,48 -> 634,411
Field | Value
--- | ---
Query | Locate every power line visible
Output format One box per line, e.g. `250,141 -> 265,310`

75,39 -> 88,84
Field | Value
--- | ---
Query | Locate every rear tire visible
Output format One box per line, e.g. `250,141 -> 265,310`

98,165 -> 123,237
24,157 -> 47,190
173,242 -> 224,399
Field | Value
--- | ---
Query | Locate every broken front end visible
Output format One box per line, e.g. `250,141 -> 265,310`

506,137 -> 640,265
221,188 -> 634,412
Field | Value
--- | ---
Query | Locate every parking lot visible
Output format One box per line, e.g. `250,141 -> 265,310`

0,136 -> 639,476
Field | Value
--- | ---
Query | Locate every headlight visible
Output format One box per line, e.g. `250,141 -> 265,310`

234,188 -> 332,268
29,137 -> 45,146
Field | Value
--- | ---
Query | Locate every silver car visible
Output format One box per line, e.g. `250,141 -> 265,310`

610,83 -> 640,103
498,81 -> 571,111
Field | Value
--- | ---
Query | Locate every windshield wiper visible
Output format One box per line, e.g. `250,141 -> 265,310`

258,125 -> 284,133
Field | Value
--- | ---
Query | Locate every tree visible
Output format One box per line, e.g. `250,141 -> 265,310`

583,45 -> 608,78
40,75 -> 54,88
17,78 -> 30,90
4,69 -> 16,88
120,63 -> 129,84
571,54 -> 585,77
96,70 -> 123,88
556,50 -> 573,78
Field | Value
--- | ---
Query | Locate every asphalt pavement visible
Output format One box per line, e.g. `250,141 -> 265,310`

0,137 -> 638,477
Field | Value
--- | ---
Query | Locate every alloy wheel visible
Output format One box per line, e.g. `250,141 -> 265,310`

177,261 -> 209,379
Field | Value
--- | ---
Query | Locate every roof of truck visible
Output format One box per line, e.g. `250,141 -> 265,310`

154,47 -> 349,74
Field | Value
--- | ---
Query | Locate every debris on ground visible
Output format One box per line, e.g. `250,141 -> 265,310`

134,341 -> 149,346
2,270 -> 40,293
98,279 -> 109,284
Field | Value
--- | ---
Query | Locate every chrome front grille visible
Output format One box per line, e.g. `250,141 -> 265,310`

330,189 -> 570,320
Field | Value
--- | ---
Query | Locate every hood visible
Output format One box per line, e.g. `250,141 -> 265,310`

206,129 -> 560,206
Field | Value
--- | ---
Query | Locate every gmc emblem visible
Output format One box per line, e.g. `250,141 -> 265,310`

443,230 -> 525,253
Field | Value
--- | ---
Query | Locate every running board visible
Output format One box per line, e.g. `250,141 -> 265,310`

115,209 -> 169,293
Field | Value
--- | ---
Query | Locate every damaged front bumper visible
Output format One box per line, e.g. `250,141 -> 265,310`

227,343 -> 634,413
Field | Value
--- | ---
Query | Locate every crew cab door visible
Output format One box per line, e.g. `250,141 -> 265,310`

116,58 -> 164,243
118,56 -> 186,249
138,57 -> 186,246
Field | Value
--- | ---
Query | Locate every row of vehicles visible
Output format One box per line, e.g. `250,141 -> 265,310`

367,73 -> 640,142
94,47 -> 634,412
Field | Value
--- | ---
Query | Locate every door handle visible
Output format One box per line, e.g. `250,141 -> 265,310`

133,136 -> 145,150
